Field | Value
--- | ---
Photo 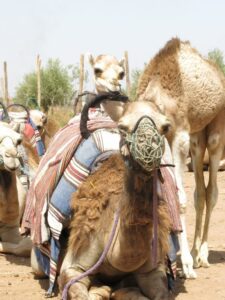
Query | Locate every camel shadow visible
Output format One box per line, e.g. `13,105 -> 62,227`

0,253 -> 59,298
208,249 -> 225,264
0,253 -> 30,267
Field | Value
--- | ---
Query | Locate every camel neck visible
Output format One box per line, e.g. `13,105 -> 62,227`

121,169 -> 154,228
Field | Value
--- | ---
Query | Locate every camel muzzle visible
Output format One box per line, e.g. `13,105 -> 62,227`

120,116 -> 165,173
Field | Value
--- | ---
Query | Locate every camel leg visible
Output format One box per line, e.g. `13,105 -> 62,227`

16,176 -> 27,222
172,131 -> 196,278
198,129 -> 224,267
189,131 -> 207,268
0,224 -> 32,256
59,239 -> 103,300
135,265 -> 169,300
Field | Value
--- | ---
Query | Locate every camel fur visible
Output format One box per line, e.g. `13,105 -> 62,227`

57,95 -> 173,299
59,155 -> 170,300
136,37 -> 225,277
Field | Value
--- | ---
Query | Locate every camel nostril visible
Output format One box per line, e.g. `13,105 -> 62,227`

17,138 -> 22,146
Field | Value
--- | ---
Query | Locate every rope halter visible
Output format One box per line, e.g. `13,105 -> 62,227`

124,116 -> 165,173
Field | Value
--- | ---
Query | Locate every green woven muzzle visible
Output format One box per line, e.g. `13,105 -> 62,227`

124,116 -> 165,172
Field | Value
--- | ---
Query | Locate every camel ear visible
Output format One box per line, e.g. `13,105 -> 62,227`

87,53 -> 95,66
119,57 -> 125,69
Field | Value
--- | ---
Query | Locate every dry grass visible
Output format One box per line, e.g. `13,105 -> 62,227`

47,105 -> 74,128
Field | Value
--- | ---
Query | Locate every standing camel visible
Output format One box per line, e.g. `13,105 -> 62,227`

136,38 -> 225,277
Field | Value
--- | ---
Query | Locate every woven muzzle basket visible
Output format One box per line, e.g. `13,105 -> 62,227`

125,116 -> 165,172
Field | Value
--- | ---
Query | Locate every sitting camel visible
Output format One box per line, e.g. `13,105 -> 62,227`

22,55 -> 181,298
0,122 -> 32,256
136,38 -> 225,277
0,104 -> 57,257
29,94 -> 179,300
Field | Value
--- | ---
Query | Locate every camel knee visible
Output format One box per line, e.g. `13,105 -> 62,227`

207,133 -> 221,152
179,202 -> 187,214
58,269 -> 90,300
174,131 -> 190,157
0,224 -> 21,243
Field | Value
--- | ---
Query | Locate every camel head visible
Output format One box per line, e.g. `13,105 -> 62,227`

0,122 -> 22,171
29,110 -> 47,130
80,93 -> 171,172
89,54 -> 125,93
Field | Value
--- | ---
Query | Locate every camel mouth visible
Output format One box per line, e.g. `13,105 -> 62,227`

4,165 -> 18,172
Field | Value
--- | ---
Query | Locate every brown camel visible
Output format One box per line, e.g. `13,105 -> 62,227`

58,98 -> 172,300
136,38 -> 225,277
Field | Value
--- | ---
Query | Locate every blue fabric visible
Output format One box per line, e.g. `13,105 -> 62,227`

37,135 -> 102,294
28,118 -> 45,156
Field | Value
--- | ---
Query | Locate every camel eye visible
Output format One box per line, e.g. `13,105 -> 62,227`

118,71 -> 125,80
94,68 -> 103,76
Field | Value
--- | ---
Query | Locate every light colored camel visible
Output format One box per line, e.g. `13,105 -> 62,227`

136,38 -> 225,277
0,122 -> 32,256
0,108 -> 56,257
58,99 -> 172,300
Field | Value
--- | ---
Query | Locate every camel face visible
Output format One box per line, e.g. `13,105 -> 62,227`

0,123 -> 22,171
30,110 -> 47,130
89,54 -> 125,92
118,101 -> 171,136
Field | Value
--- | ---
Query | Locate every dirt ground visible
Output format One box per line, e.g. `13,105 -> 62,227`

1,170 -> 225,300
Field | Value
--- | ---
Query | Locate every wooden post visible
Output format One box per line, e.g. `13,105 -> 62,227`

3,62 -> 9,105
36,55 -> 41,108
0,77 -> 4,100
124,51 -> 130,96
75,54 -> 84,114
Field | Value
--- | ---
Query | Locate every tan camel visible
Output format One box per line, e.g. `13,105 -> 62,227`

136,38 -> 225,277
0,122 -> 32,256
58,99 -> 172,300
0,108 -> 57,256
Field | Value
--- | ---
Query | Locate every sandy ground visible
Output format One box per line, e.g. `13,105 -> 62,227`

0,170 -> 225,300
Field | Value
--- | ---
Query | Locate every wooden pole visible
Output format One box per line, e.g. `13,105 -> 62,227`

36,55 -> 41,108
79,54 -> 84,95
3,62 -> 9,105
76,54 -> 84,113
124,51 -> 130,96
0,77 -> 4,100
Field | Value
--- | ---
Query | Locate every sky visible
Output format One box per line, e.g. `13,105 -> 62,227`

0,0 -> 224,97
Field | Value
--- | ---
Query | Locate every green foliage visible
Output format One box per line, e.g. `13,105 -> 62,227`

15,59 -> 83,111
129,68 -> 143,101
208,49 -> 225,75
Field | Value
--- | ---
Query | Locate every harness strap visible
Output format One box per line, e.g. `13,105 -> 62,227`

152,169 -> 158,268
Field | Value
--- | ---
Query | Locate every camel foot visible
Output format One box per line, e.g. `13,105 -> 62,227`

180,252 -> 197,279
111,287 -> 149,300
192,243 -> 210,268
89,285 -> 111,300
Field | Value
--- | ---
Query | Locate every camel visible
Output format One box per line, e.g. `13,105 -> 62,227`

136,38 -> 225,278
0,122 -> 32,256
0,104 -> 58,257
31,95 -> 174,300
26,55 -> 181,298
